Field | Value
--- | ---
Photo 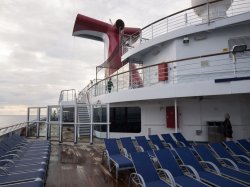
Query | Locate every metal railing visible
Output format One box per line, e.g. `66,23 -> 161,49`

122,0 -> 250,54
59,89 -> 77,103
82,50 -> 250,98
0,123 -> 27,137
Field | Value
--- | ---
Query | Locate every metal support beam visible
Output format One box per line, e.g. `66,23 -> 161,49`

90,104 -> 93,144
174,99 -> 178,133
36,108 -> 40,138
74,104 -> 78,144
59,105 -> 63,143
46,106 -> 50,140
106,103 -> 110,139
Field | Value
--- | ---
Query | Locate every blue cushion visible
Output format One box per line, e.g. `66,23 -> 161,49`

4,180 -> 43,187
110,154 -> 133,168
0,171 -> 44,185
199,171 -> 245,187
174,176 -> 208,187
145,180 -> 171,187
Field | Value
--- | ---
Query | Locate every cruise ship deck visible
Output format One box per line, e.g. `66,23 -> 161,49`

45,138 -> 131,187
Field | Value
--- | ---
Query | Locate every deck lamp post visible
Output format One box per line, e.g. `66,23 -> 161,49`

231,44 -> 247,76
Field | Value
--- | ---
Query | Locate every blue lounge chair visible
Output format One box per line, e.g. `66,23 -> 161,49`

194,144 -> 250,186
135,136 -> 155,157
103,138 -> 133,179
174,147 -> 246,187
238,139 -> 250,153
161,134 -> 178,148
154,149 -> 209,187
120,137 -> 139,157
149,135 -> 166,150
2,179 -> 43,187
0,169 -> 45,186
129,152 -> 175,187
223,141 -> 250,162
173,133 -> 193,147
0,145 -> 49,160
209,143 -> 250,173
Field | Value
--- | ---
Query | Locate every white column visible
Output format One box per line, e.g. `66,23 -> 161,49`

174,99 -> 178,133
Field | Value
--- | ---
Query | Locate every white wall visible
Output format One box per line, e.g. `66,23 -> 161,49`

106,94 -> 250,141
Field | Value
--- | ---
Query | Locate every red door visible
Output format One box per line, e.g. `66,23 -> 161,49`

166,106 -> 176,128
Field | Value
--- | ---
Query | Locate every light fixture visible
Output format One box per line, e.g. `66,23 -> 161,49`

231,44 -> 247,53
231,44 -> 248,76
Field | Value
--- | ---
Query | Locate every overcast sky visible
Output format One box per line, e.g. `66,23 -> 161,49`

0,0 -> 189,115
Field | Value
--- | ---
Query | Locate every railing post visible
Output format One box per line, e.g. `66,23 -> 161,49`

36,107 -> 40,138
26,108 -> 30,137
90,104 -> 93,144
140,31 -> 142,44
207,1 -> 210,24
59,105 -> 63,143
106,103 -> 110,139
151,24 -> 154,39
74,104 -> 78,144
185,12 -> 188,26
46,106 -> 50,140
117,72 -> 119,92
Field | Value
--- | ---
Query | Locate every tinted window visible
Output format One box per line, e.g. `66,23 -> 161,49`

110,107 -> 141,133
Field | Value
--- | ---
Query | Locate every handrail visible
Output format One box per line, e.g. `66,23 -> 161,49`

122,0 -> 250,54
0,118 -> 44,137
81,49 -> 250,98
85,49 -> 250,92
59,89 -> 77,103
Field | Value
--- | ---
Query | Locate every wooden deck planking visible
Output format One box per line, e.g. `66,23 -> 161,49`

45,142 -> 135,187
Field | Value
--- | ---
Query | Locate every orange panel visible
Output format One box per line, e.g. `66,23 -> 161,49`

158,63 -> 168,81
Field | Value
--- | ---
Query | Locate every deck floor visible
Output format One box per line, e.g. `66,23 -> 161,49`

45,140 -> 135,187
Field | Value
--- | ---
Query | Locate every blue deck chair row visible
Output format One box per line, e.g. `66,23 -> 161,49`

194,144 -> 250,186
209,143 -> 250,173
103,138 -> 133,179
174,147 -> 246,187
155,149 -> 209,187
238,139 -> 250,153
129,151 -> 175,187
0,135 -> 50,187
223,141 -> 250,162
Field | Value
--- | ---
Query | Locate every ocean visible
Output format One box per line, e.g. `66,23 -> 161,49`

0,115 -> 27,128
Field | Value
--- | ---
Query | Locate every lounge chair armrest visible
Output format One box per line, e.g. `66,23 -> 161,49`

0,167 -> 9,175
138,146 -> 144,152
122,148 -> 129,157
0,153 -> 20,160
191,141 -> 197,146
232,154 -> 250,163
154,144 -> 160,150
180,164 -> 200,181
0,159 -> 15,166
129,173 -> 146,187
164,142 -> 173,149
157,168 -> 176,187
135,146 -> 142,152
7,149 -> 23,154
178,141 -> 186,147
199,161 -> 221,175
217,158 -> 239,171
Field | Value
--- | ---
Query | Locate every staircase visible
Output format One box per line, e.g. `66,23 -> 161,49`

78,103 -> 91,137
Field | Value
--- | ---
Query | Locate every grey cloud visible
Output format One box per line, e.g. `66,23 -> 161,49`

0,0 -> 188,114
